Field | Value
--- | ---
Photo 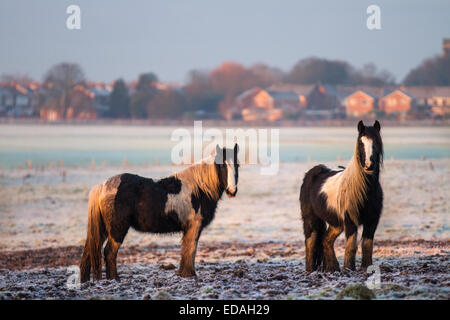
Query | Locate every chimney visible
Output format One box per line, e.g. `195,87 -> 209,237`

443,38 -> 450,57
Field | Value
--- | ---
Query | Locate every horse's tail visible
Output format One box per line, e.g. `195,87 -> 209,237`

80,184 -> 105,282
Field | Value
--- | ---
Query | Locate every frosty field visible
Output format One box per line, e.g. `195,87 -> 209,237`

0,158 -> 449,299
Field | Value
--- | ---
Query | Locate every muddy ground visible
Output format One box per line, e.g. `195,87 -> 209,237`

0,239 -> 448,300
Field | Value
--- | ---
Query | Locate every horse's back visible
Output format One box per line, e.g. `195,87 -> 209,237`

99,173 -> 184,234
300,165 -> 332,196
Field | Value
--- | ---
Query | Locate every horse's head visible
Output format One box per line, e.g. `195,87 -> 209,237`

214,144 -> 240,197
357,120 -> 384,173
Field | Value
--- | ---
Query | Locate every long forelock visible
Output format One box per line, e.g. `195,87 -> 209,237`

173,160 -> 221,200
341,141 -> 368,224
322,140 -> 368,226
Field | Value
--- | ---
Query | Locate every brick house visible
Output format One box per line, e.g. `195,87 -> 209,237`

345,90 -> 377,118
236,88 -> 300,121
0,82 -> 37,117
234,87 -> 264,109
379,89 -> 415,115
267,84 -> 314,108
267,84 -> 341,118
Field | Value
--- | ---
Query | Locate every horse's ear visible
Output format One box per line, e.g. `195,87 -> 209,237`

357,120 -> 365,134
234,143 -> 239,154
374,120 -> 381,132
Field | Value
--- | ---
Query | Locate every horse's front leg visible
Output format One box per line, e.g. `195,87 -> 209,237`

179,209 -> 202,277
343,217 -> 358,271
361,218 -> 380,270
361,237 -> 373,270
322,225 -> 343,272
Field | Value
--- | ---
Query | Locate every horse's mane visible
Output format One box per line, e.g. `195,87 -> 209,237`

173,159 -> 220,200
321,141 -> 367,226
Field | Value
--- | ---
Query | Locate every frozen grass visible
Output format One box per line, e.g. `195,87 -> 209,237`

0,240 -> 448,300
0,159 -> 448,250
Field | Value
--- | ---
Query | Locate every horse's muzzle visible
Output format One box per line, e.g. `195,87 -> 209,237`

226,188 -> 237,197
364,164 -> 374,173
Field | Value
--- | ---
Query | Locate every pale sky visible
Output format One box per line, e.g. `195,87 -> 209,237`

1,0 -> 449,84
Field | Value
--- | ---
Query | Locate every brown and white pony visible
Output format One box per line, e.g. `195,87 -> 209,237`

299,120 -> 383,272
80,144 -> 239,282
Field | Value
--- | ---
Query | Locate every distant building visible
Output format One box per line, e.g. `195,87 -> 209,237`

267,84 -> 314,108
443,38 -> 450,57
304,84 -> 345,119
0,82 -> 36,117
397,86 -> 450,118
235,88 -> 300,121
426,87 -> 450,117
0,86 -> 13,115
379,90 -> 415,116
259,90 -> 300,111
86,82 -> 112,117
267,83 -> 342,119
345,90 -> 377,118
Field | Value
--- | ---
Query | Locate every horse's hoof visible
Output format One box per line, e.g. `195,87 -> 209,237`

323,265 -> 340,273
305,266 -> 316,273
178,270 -> 196,278
342,267 -> 356,276
359,265 -> 371,272
343,265 -> 356,272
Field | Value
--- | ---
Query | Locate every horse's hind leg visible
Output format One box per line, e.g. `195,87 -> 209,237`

104,236 -> 123,281
179,210 -> 202,277
303,215 -> 325,272
313,219 -> 326,270
91,233 -> 106,281
322,225 -> 343,272
104,223 -> 128,281
79,244 -> 91,283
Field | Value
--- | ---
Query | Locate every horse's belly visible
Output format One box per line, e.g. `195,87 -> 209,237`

130,209 -> 183,234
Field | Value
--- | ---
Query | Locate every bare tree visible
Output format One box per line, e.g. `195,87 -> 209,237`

286,57 -> 354,85
129,72 -> 158,118
43,62 -> 85,117
354,63 -> 396,86
403,55 -> 450,85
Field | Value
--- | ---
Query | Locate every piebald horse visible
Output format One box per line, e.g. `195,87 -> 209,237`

80,144 -> 239,282
300,120 -> 383,272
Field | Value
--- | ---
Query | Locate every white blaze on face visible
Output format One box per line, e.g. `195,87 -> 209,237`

361,136 -> 373,169
225,161 -> 237,193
